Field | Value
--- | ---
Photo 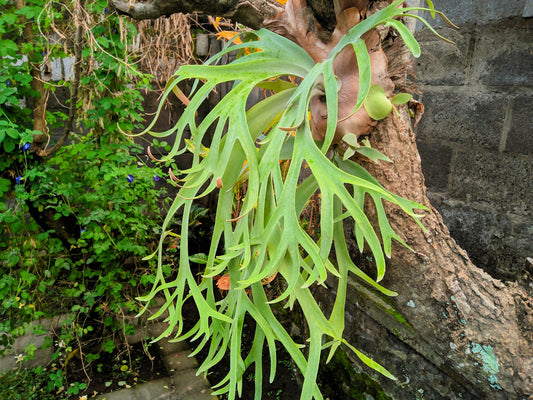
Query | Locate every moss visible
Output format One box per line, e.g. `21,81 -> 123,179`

382,306 -> 413,329
317,346 -> 393,400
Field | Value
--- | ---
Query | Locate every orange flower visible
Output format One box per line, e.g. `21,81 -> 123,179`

215,31 -> 242,45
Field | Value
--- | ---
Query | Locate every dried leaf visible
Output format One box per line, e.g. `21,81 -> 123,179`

216,273 -> 231,290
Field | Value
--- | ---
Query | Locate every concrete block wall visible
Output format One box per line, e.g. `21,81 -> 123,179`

413,0 -> 533,283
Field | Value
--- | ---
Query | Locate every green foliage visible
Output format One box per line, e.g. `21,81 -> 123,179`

0,366 -> 59,400
1,139 -> 166,325
138,1 -> 452,399
0,0 -> 151,155
0,139 -> 171,399
0,2 -> 174,398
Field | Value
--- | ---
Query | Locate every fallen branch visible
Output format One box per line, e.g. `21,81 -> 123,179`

110,0 -> 284,28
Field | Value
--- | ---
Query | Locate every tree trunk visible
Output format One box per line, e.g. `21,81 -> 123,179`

110,0 -> 533,398
327,107 -> 533,399
16,0 -> 49,144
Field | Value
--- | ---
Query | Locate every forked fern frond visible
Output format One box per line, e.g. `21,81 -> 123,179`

136,2 -> 449,399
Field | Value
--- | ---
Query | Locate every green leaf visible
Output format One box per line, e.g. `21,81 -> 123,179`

354,147 -> 391,163
256,78 -> 297,93
342,147 -> 356,161
391,93 -> 412,105
363,85 -> 392,120
0,39 -> 18,57
342,133 -> 358,147
3,140 -> 15,152
189,253 -> 208,264
102,339 -> 115,353
386,19 -> 421,58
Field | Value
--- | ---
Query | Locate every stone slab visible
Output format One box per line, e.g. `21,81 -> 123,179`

0,314 -> 71,373
90,327 -> 215,400
93,378 -> 176,400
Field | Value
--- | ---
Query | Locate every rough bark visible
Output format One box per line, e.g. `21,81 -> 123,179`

109,0 -> 533,398
335,108 -> 533,399
16,0 -> 49,144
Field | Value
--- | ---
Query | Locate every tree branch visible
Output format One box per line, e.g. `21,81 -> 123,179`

109,0 -> 284,29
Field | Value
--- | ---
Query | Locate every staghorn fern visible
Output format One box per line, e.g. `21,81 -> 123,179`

135,1 -> 453,399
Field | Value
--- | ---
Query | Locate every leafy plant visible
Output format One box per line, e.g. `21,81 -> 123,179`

0,139 -> 169,384
136,1 -> 453,399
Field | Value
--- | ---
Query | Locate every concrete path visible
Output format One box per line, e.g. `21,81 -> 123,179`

92,331 -> 216,400
0,313 -> 216,400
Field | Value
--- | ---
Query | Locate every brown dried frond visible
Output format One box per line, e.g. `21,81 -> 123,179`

134,13 -> 195,89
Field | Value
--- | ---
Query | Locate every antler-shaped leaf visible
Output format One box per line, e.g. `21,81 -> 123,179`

136,2 -> 451,399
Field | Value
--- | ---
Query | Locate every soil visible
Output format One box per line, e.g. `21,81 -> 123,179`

65,341 -> 169,399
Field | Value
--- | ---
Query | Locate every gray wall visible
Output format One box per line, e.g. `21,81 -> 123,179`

413,0 -> 533,284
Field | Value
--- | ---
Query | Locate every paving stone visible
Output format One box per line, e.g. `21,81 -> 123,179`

93,378 -> 176,400
0,310 -> 216,400
165,350 -> 198,372
90,332 -> 215,400
170,368 -> 214,400
0,314 -> 71,373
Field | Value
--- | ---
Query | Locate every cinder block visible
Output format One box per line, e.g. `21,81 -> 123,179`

416,88 -> 504,151
416,0 -> 477,28
415,0 -> 526,28
416,140 -> 453,190
505,95 -> 533,155
414,26 -> 472,86
479,0 -> 528,23
471,18 -> 533,86
449,148 -> 533,215
430,197 -> 533,281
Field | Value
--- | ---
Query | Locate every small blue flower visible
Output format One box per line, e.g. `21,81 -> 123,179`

22,142 -> 31,152
80,228 -> 86,234
127,174 -> 134,183
153,175 -> 160,182
15,176 -> 22,185
104,7 -> 108,14
6,80 -> 11,87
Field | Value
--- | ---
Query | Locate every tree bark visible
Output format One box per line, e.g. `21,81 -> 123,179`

110,0 -> 284,28
336,107 -> 533,399
109,0 -> 533,398
16,0 -> 49,144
